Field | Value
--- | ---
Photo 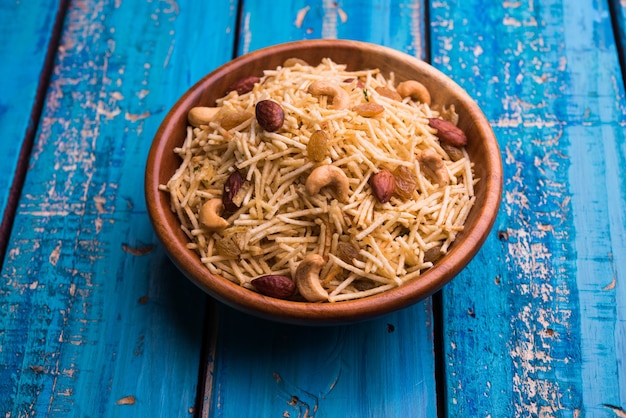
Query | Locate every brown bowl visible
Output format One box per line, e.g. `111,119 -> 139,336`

145,39 -> 502,325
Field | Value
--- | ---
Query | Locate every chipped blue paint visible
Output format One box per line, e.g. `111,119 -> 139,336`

0,0 -> 64,240
210,306 -> 435,417
2,0 -> 626,416
237,0 -> 426,59
0,0 -> 238,416
433,0 -> 626,416
564,0 -> 626,413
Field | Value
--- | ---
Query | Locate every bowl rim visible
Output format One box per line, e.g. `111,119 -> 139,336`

145,39 -> 503,325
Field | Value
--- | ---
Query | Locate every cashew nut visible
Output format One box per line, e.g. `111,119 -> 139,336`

188,106 -> 220,127
199,198 -> 229,231
417,149 -> 449,186
283,57 -> 309,67
308,81 -> 350,110
305,165 -> 350,202
396,80 -> 431,105
295,254 -> 328,302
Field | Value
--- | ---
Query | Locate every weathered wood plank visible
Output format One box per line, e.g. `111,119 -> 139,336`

237,0 -> 425,58
432,0 -> 626,416
203,1 -> 437,417
0,0 -> 66,259
0,0 -> 237,416
208,305 -> 435,417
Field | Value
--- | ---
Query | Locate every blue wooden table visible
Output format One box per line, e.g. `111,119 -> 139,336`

1,1 -> 625,416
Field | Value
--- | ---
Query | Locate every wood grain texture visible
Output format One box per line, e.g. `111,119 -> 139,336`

0,0 -> 237,416
202,1 -> 438,417
4,0 -> 625,417
237,0 -> 425,59
0,0 -> 66,260
433,0 -> 626,416
208,305 -> 435,417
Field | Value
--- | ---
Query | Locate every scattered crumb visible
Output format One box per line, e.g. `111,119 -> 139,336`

122,243 -> 156,256
29,365 -> 45,373
116,395 -> 136,405
603,278 -> 616,291
295,6 -> 310,28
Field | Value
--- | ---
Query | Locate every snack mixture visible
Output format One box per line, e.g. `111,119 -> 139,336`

160,58 -> 477,302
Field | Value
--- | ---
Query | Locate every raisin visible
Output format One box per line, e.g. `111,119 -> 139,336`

307,130 -> 330,162
336,241 -> 361,264
441,143 -> 464,162
392,165 -> 418,200
423,246 -> 443,263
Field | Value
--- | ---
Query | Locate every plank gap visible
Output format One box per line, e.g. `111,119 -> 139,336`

608,0 -> 626,95
424,1 -> 445,416
432,290 -> 447,418
423,0 -> 432,64
195,297 -> 220,418
231,0 -> 246,60
0,0 -> 70,267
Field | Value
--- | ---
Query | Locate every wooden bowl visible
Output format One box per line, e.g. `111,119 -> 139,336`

145,40 -> 502,325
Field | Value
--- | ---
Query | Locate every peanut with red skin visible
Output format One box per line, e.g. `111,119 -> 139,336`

251,275 -> 296,299
369,169 -> 396,203
255,100 -> 285,132
222,171 -> 244,213
428,118 -> 467,147
227,76 -> 260,95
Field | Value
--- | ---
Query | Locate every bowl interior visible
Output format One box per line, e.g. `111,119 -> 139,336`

145,40 -> 502,325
